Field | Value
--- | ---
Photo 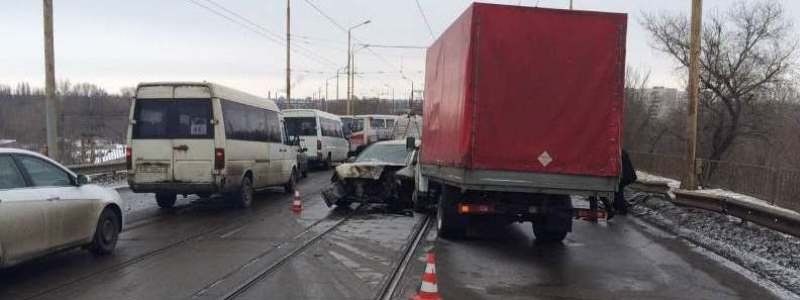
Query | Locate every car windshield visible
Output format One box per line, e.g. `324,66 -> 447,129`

355,143 -> 411,164
285,117 -> 318,136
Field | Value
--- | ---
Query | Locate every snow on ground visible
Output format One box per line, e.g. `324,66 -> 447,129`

635,170 -> 800,219
693,188 -> 800,219
636,170 -> 682,190
628,191 -> 800,297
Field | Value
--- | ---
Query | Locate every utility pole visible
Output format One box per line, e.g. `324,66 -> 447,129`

286,0 -> 291,108
684,0 -> 703,190
346,20 -> 370,115
410,81 -> 414,111
336,70 -> 340,101
43,0 -> 58,160
346,31 -> 352,114
569,0 -> 573,10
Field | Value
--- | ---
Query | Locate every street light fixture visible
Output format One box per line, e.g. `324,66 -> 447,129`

347,20 -> 371,115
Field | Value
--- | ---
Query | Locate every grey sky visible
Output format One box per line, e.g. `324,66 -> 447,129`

2,0 -> 798,98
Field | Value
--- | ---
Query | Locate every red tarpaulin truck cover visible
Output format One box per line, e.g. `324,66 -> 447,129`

422,3 -> 627,177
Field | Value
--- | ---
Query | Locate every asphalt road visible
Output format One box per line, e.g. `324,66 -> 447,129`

0,171 -> 790,300
394,213 -> 786,300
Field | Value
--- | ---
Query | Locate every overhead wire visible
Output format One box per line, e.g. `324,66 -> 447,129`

185,0 -> 339,69
299,0 -> 413,80
200,0 -> 339,67
414,0 -> 436,40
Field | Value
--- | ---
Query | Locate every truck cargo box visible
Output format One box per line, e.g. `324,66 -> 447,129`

421,3 -> 627,184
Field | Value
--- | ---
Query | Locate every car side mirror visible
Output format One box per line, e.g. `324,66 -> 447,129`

347,157 -> 356,163
77,174 -> 91,186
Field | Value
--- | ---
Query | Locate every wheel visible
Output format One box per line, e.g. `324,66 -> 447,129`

88,208 -> 120,255
284,169 -> 298,194
156,193 -> 176,209
532,195 -> 573,243
436,185 -> 467,239
233,177 -> 254,208
532,222 -> 568,242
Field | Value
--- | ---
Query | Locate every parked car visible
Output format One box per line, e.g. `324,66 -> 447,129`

126,82 -> 300,209
0,148 -> 124,268
322,139 -> 418,210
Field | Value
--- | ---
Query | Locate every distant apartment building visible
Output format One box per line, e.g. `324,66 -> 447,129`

641,86 -> 684,116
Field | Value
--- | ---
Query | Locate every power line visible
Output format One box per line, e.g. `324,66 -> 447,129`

300,0 -> 349,33
414,0 -> 436,40
199,0 -> 338,67
358,44 -> 427,49
185,0 -> 338,68
300,0 -> 421,87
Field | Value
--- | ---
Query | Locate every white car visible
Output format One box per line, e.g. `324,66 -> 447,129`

0,148 -> 124,268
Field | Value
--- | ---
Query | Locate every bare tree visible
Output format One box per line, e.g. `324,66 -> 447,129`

641,0 -> 796,162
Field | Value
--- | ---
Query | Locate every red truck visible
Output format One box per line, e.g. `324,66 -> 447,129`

419,3 -> 627,241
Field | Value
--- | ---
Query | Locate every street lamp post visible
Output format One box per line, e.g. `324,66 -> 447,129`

347,20 -> 371,115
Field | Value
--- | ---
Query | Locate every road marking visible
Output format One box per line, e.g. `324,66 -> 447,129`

220,226 -> 247,239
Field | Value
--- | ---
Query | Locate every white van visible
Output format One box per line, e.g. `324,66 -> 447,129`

284,109 -> 348,168
348,114 -> 399,154
126,82 -> 299,208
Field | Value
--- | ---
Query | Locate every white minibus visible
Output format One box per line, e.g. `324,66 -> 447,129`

348,114 -> 399,154
126,82 -> 299,208
284,109 -> 349,168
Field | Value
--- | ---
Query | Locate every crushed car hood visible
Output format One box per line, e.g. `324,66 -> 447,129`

335,162 -> 406,180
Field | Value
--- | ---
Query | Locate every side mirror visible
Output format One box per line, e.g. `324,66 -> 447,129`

347,157 -> 356,163
406,137 -> 417,150
77,174 -> 91,186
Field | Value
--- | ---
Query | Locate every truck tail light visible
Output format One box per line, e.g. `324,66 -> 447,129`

214,148 -> 225,170
458,203 -> 494,215
125,146 -> 132,170
317,140 -> 322,150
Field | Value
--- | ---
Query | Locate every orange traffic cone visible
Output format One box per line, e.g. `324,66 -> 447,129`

291,190 -> 303,212
412,252 -> 442,300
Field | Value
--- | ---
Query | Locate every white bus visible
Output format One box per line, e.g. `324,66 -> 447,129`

347,114 -> 399,154
284,109 -> 349,168
126,82 -> 299,208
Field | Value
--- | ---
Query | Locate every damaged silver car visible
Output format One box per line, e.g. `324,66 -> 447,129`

322,139 -> 417,210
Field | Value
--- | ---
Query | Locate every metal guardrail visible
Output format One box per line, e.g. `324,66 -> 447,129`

633,179 -> 800,238
629,151 -> 800,215
67,160 -> 126,175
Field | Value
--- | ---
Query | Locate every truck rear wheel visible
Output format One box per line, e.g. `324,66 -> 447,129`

532,223 -> 568,243
436,185 -> 467,239
532,195 -> 573,243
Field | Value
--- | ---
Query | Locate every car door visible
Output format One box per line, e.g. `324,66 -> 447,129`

15,155 -> 95,249
0,155 -> 49,265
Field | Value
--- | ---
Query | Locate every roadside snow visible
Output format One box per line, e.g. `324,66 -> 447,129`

635,170 -> 800,219
693,189 -> 800,220
628,191 -> 800,297
636,170 -> 681,190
